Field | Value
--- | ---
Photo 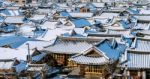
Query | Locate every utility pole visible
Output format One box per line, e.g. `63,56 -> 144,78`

26,43 -> 32,63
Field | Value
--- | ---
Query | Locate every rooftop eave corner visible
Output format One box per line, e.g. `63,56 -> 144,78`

130,37 -> 137,49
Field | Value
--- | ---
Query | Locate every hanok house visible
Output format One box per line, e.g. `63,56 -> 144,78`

43,36 -> 102,67
69,39 -> 126,78
0,58 -> 26,79
120,38 -> 150,79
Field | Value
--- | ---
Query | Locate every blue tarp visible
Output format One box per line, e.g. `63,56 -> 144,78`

96,39 -> 126,60
71,18 -> 91,28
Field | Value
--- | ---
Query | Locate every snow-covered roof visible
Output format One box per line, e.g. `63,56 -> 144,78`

94,13 -> 118,20
136,23 -> 150,30
6,6 -> 20,10
63,28 -> 87,37
134,15 -> 150,22
0,16 -> 5,23
0,47 -> 34,61
44,37 -> 102,54
0,35 -> 36,49
36,28 -> 68,41
27,64 -> 48,71
91,3 -> 105,8
0,9 -> 22,16
30,14 -> 46,20
102,0 -> 115,2
41,21 -> 57,30
37,9 -> 50,14
70,55 -> 108,65
4,16 -> 24,24
140,9 -> 150,14
32,53 -> 46,62
76,3 -> 87,8
15,61 -> 26,73
129,38 -> 150,52
71,18 -> 91,28
44,39 -> 93,54
96,39 -> 126,60
0,59 -> 14,69
121,51 -> 150,69
107,29 -> 130,35
127,8 -> 139,14
18,41 -> 52,50
69,13 -> 93,18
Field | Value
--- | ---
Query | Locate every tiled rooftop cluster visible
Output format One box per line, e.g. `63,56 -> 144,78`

0,0 -> 150,79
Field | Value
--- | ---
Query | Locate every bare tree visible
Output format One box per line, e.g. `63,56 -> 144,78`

103,58 -> 116,79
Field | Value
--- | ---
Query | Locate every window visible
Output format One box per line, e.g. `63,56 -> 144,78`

86,65 -> 102,73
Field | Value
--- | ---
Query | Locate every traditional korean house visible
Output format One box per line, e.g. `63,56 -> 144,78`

0,58 -> 26,79
120,38 -> 150,79
43,37 -> 103,67
70,38 -> 126,78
